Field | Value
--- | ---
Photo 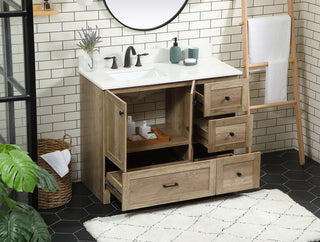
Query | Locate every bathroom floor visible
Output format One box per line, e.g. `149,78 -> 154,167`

38,149 -> 320,242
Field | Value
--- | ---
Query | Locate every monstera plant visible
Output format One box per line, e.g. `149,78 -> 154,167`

0,144 -> 59,241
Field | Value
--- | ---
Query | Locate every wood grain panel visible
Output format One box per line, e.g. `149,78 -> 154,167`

105,90 -> 127,172
80,76 -> 110,203
216,152 -> 261,194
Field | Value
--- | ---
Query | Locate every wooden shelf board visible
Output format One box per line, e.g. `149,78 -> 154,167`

33,4 -> 59,16
127,124 -> 189,153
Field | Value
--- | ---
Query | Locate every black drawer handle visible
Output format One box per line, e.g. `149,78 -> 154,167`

225,96 -> 230,101
237,172 -> 242,177
163,182 -> 179,188
119,111 -> 124,116
229,132 -> 235,137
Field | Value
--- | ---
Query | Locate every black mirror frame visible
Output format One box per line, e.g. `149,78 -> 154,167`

103,0 -> 189,31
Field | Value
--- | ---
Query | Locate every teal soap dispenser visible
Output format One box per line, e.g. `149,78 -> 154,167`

170,37 -> 181,64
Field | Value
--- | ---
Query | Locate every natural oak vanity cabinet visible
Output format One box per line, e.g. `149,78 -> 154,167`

80,58 -> 260,211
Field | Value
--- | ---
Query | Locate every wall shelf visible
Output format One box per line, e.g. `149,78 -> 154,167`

33,4 -> 59,16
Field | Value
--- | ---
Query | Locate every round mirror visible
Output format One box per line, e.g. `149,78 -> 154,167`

104,0 -> 188,31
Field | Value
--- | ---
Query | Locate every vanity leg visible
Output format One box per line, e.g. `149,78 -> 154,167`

103,190 -> 111,204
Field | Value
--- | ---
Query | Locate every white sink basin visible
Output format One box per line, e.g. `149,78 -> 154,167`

107,68 -> 164,81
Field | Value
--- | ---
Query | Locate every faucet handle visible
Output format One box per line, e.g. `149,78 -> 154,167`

135,53 -> 149,67
104,56 -> 118,69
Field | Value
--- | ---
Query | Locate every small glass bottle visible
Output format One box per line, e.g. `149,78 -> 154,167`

41,0 -> 51,11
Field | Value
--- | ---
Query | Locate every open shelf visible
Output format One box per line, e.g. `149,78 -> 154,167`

33,4 -> 59,16
127,124 -> 189,153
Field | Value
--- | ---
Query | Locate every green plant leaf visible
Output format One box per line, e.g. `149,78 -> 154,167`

0,150 -> 38,193
0,144 -> 28,155
35,166 -> 60,192
15,202 -> 51,242
0,209 -> 32,242
0,179 -> 8,205
4,197 -> 17,211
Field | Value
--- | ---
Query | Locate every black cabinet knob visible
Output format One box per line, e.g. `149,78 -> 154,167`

229,132 -> 235,137
225,96 -> 230,101
119,111 -> 124,116
237,172 -> 242,177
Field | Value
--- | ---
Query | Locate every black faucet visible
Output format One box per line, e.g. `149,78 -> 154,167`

124,46 -> 136,68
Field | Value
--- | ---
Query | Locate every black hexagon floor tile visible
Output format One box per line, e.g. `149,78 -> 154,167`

283,170 -> 312,180
40,213 -> 60,226
306,166 -> 320,176
72,183 -> 92,196
85,203 -> 117,215
307,176 -> 320,186
261,164 -> 287,174
288,190 -> 316,202
296,201 -> 319,213
89,194 -> 101,203
50,221 -> 83,233
310,187 -> 320,196
57,207 -> 88,220
284,180 -> 314,191
260,184 -> 290,193
261,151 -> 287,164
74,228 -> 95,241
52,233 -> 78,242
281,160 -> 310,170
66,196 -> 93,208
279,149 -> 301,160
261,173 -> 288,184
38,205 -> 66,213
311,198 -> 320,207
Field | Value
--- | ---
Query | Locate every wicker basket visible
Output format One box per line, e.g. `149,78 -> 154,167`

38,134 -> 72,209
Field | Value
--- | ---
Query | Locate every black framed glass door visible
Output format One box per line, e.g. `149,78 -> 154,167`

0,0 -> 37,169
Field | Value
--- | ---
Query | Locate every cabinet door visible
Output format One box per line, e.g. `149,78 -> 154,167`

105,90 -> 127,172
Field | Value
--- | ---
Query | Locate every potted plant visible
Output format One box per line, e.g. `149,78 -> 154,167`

77,25 -> 102,70
0,144 -> 59,241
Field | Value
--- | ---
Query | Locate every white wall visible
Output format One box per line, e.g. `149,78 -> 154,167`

33,0 -> 313,181
298,1 -> 320,162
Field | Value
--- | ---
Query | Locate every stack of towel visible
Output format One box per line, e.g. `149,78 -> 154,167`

41,149 -> 71,178
248,15 -> 291,104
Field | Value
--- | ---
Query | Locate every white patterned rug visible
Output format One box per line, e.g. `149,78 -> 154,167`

84,189 -> 320,242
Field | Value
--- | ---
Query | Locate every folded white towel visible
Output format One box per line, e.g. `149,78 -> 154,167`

41,149 -> 71,178
248,15 -> 291,103
248,15 -> 291,65
265,59 -> 288,104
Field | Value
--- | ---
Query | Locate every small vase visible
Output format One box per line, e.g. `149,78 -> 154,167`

87,52 -> 94,71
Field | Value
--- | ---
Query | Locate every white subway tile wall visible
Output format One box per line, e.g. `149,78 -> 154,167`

33,0 -> 319,181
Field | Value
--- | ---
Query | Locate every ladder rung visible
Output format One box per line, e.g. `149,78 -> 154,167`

250,100 -> 298,110
241,59 -> 295,69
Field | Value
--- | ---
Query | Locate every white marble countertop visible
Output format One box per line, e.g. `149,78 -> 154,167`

79,56 -> 242,90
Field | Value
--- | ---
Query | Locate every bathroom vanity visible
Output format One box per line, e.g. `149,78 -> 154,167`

80,57 -> 261,211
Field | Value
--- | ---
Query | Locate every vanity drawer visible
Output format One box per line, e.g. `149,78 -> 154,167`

195,115 -> 253,153
106,160 -> 215,211
195,79 -> 249,117
216,152 -> 261,194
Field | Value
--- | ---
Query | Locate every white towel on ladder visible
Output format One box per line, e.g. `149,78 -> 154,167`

265,59 -> 288,104
248,15 -> 291,103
